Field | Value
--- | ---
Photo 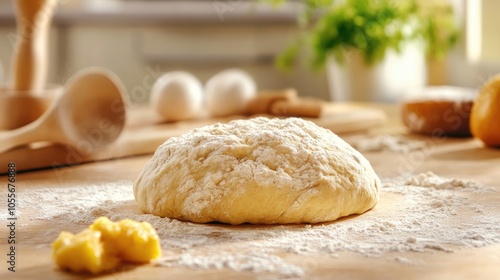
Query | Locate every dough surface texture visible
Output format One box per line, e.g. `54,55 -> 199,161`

134,117 -> 380,225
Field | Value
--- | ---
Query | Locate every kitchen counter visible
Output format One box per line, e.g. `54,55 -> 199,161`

0,1 -> 301,26
0,104 -> 499,279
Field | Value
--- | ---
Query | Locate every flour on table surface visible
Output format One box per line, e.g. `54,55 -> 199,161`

5,173 -> 499,278
402,171 -> 491,192
354,134 -> 427,153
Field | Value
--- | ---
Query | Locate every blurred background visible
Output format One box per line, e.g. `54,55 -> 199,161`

0,0 -> 499,103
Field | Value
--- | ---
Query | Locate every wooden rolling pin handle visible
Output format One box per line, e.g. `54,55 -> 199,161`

270,99 -> 323,118
11,0 -> 57,92
245,88 -> 298,115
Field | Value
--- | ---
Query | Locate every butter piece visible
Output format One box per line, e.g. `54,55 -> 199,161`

52,229 -> 119,274
90,217 -> 162,263
52,217 -> 162,274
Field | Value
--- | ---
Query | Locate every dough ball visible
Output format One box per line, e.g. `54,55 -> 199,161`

150,71 -> 203,121
134,117 -> 380,225
205,69 -> 256,117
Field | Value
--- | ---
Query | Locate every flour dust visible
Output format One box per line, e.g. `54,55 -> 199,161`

4,172 -> 499,278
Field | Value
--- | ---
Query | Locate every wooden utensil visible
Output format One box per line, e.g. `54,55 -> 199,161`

0,68 -> 127,154
0,84 -> 61,130
245,88 -> 298,115
245,88 -> 324,118
11,0 -> 57,91
270,98 -> 324,118
0,59 -> 4,84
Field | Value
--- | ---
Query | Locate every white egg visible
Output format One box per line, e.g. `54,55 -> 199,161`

205,69 -> 256,117
150,71 -> 203,121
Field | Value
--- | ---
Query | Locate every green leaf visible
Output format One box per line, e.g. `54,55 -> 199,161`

260,0 -> 460,70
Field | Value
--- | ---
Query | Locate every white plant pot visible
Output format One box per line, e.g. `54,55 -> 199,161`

326,43 -> 427,102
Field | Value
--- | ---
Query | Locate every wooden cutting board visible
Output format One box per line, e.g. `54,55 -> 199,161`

0,102 -> 386,173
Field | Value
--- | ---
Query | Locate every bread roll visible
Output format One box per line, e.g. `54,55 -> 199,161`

401,87 -> 476,137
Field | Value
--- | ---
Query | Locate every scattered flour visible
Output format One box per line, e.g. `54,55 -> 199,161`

4,173 -> 499,278
354,134 -> 427,153
403,172 -> 490,192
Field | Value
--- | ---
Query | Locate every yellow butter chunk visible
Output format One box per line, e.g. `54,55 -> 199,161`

90,217 -> 162,263
52,229 -> 119,274
52,217 -> 162,274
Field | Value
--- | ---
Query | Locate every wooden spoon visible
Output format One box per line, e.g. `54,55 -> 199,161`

11,0 -> 58,91
0,59 -> 4,83
0,68 -> 127,154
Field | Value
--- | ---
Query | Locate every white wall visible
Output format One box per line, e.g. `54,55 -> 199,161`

61,25 -> 330,103
481,0 -> 500,62
447,0 -> 500,89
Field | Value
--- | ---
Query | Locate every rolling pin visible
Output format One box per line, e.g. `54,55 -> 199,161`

245,88 -> 298,115
11,0 -> 58,92
245,88 -> 324,118
270,98 -> 324,118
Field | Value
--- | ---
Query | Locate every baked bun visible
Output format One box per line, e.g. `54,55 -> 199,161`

401,87 -> 477,137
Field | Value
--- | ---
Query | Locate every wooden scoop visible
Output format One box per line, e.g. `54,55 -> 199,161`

11,0 -> 58,91
0,68 -> 127,154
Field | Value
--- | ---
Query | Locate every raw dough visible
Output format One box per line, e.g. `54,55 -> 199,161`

134,117 -> 380,225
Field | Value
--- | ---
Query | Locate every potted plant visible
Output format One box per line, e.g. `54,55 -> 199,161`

261,0 -> 459,102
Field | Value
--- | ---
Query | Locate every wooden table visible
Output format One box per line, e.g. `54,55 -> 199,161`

1,104 -> 499,280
